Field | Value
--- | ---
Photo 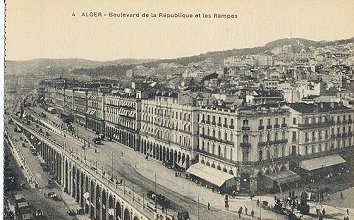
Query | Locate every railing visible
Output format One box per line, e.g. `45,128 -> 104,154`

266,125 -> 272,129
241,126 -> 250,131
240,143 -> 251,148
13,118 -> 175,220
258,126 -> 264,130
298,121 -> 334,129
281,124 -> 287,128
274,124 -> 280,129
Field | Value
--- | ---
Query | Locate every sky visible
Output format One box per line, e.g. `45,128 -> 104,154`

5,0 -> 354,61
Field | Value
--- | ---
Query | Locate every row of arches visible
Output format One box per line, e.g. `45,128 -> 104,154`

22,126 -> 144,220
140,138 -> 191,169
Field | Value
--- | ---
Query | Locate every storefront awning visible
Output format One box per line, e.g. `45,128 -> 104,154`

265,170 -> 301,184
187,163 -> 235,187
300,154 -> 346,171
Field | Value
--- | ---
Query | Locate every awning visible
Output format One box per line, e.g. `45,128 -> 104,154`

187,163 -> 235,187
300,154 -> 346,171
265,170 -> 301,184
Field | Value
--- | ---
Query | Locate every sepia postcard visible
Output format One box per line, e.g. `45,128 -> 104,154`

3,0 -> 354,219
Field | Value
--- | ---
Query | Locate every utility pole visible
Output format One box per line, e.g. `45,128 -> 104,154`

154,173 -> 157,209
111,152 -> 114,178
197,194 -> 200,220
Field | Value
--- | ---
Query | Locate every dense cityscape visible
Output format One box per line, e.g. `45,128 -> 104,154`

4,37 -> 354,220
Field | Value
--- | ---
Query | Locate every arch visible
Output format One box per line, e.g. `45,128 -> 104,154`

123,208 -> 130,220
223,167 -> 227,173
206,161 -> 210,166
133,216 -> 139,220
201,159 -> 205,164
101,189 -> 107,220
240,173 -> 250,192
229,170 -> 234,175
115,202 -> 121,219
211,163 -> 216,168
217,165 -> 221,170
280,165 -> 287,171
108,194 -> 114,220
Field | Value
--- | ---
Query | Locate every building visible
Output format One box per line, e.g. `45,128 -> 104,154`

73,89 -> 87,126
139,92 -> 199,170
86,89 -> 105,133
189,103 -> 296,193
104,92 -> 141,150
288,102 -> 354,180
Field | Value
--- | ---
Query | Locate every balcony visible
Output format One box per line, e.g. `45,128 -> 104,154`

281,124 -> 287,128
229,125 -> 235,129
217,123 -> 222,127
201,120 -> 205,123
211,122 -> 216,126
274,124 -> 280,129
258,126 -> 264,130
273,139 -> 288,144
257,142 -> 266,147
266,125 -> 272,129
241,126 -> 250,131
206,121 -> 210,124
240,143 -> 251,148
337,134 -> 342,138
223,124 -> 228,128
298,121 -> 335,129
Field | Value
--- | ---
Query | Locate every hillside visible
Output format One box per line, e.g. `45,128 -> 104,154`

5,37 -> 353,77
5,58 -> 154,75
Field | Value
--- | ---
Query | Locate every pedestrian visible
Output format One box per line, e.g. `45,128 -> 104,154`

341,191 -> 344,199
322,208 -> 325,216
245,207 -> 248,215
257,199 -> 260,206
328,193 -> 331,200
238,207 -> 243,218
251,209 -> 254,218
207,202 -> 210,211
316,204 -> 320,217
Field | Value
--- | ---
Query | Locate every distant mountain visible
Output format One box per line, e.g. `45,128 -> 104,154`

5,37 -> 353,77
264,38 -> 319,48
5,58 -> 154,75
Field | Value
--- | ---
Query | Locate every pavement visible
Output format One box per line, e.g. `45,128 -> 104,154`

23,107 -> 354,219
5,118 -> 90,220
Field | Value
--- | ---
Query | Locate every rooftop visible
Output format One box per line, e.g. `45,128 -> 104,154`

289,102 -> 352,113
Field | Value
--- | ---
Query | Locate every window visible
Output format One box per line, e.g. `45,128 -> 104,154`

231,119 -> 234,126
243,134 -> 249,143
267,149 -> 270,160
259,133 -> 263,142
275,118 -> 279,125
267,133 -> 271,142
243,120 -> 249,126
282,117 -> 286,124
274,132 -> 278,141
258,150 -> 263,161
312,131 -> 315,140
267,119 -> 271,126
224,132 -> 228,140
207,115 -> 210,122
212,116 -> 215,123
259,119 -> 263,126
293,118 -> 297,125
218,117 -> 221,124
305,146 -> 308,155
224,118 -> 227,125
242,150 -> 249,162
282,131 -> 286,140
292,131 -> 297,142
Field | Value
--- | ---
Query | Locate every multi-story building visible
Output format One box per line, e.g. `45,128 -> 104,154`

64,89 -> 74,114
139,92 -> 199,170
86,89 -> 105,133
288,102 -> 354,175
190,104 -> 295,193
104,92 -> 141,150
73,89 -> 87,126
